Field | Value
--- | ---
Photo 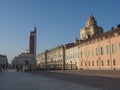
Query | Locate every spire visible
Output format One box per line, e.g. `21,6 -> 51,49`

34,25 -> 36,33
90,13 -> 93,17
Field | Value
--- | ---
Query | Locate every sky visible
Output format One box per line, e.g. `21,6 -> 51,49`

0,0 -> 120,63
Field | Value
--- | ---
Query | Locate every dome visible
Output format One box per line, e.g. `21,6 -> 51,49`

80,14 -> 104,40
86,14 -> 97,27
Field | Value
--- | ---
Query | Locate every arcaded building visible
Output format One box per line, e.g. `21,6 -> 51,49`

79,15 -> 120,70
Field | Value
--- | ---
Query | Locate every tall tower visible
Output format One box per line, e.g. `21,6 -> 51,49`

29,26 -> 36,56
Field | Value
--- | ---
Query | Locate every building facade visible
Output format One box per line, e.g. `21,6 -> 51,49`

46,45 -> 65,70
12,53 -> 35,68
65,40 -> 79,70
37,15 -> 120,71
0,54 -> 8,69
36,51 -> 47,69
12,26 -> 37,67
79,15 -> 120,70
37,44 -> 71,70
29,26 -> 37,64
29,26 -> 36,54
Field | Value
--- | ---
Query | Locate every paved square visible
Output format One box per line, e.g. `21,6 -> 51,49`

0,71 -> 100,90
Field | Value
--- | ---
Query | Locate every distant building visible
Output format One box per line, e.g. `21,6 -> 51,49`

65,39 -> 79,70
0,54 -> 8,67
29,26 -> 37,64
29,26 -> 36,55
36,51 -> 47,69
12,26 -> 37,67
12,53 -> 34,67
46,45 -> 66,70
37,43 -> 76,70
37,41 -> 79,70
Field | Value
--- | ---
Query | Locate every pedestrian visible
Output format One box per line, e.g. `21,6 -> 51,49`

0,64 -> 2,72
2,64 -> 5,72
20,65 -> 23,72
6,64 -> 8,72
16,65 -> 19,72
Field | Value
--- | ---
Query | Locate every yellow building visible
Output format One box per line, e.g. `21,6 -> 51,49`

46,45 -> 65,70
36,51 -> 47,69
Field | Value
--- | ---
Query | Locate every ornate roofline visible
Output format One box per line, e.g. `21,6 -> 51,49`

79,26 -> 120,45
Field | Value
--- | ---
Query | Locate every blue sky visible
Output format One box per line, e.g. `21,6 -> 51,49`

0,0 -> 120,63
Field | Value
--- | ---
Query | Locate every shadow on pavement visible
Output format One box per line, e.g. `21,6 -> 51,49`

29,71 -> 120,90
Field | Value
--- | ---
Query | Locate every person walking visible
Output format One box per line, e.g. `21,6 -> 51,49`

16,65 -> 19,72
20,65 -> 23,72
0,64 -> 2,72
2,64 -> 5,72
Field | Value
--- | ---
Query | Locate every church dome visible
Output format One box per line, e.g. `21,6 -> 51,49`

86,14 -> 97,27
80,14 -> 103,40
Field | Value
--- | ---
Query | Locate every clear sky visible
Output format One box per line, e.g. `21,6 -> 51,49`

0,0 -> 120,63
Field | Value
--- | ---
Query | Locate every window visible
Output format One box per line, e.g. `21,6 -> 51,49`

113,59 -> 116,66
96,60 -> 98,66
73,54 -> 74,59
92,49 -> 94,56
84,51 -> 86,57
107,60 -> 110,66
106,46 -> 108,54
88,50 -> 90,57
88,61 -> 90,66
119,43 -> 120,52
78,53 -> 79,58
96,48 -> 98,56
112,44 -> 116,54
92,61 -> 94,66
81,51 -> 82,58
106,46 -> 110,54
101,60 -> 104,66
100,47 -> 104,55
81,62 -> 82,66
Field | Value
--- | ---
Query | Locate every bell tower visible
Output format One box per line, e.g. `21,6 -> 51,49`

80,14 -> 103,40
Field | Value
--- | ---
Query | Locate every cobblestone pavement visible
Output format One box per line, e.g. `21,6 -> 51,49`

0,71 -> 100,90
31,70 -> 120,90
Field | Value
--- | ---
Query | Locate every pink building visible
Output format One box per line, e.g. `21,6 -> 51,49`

78,15 -> 120,70
79,26 -> 120,70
